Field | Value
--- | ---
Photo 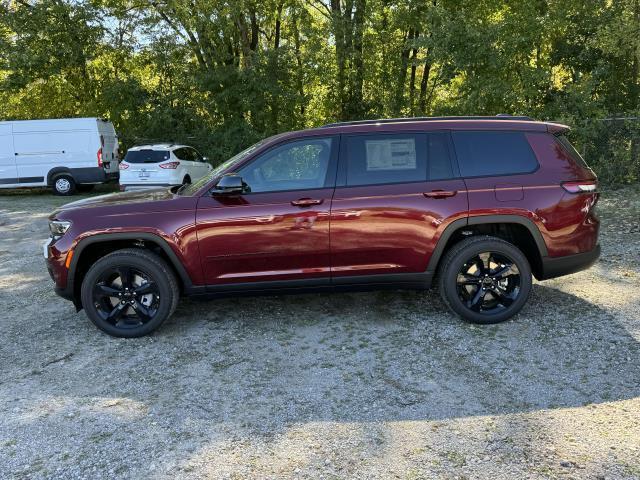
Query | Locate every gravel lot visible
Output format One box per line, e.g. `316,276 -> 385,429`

1,186 -> 639,479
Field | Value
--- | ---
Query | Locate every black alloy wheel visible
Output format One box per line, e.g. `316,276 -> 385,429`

81,248 -> 179,337
439,236 -> 532,324
92,266 -> 160,329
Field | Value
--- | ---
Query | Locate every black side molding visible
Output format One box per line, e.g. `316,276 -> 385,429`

539,244 -> 601,280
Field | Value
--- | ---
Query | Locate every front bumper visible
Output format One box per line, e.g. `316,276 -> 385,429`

539,244 -> 601,280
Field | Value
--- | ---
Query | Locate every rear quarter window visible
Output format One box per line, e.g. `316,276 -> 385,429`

555,135 -> 591,170
452,131 -> 538,177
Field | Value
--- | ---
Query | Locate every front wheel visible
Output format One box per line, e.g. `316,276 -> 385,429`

438,236 -> 532,324
80,248 -> 179,337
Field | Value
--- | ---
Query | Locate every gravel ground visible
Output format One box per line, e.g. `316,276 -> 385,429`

0,186 -> 639,480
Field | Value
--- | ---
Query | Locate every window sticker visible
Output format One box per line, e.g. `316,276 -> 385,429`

365,138 -> 416,171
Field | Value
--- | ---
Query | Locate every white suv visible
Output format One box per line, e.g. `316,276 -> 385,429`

119,144 -> 212,191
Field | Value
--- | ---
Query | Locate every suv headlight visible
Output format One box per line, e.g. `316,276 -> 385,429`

49,220 -> 72,237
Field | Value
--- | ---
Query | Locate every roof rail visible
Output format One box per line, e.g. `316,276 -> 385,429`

321,115 -> 534,128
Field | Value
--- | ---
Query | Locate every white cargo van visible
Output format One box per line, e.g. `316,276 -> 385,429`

0,117 -> 120,195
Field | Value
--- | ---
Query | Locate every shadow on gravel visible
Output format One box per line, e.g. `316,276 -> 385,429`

98,283 -> 640,426
3,282 -> 640,475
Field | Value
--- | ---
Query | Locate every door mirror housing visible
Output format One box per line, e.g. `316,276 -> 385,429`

212,174 -> 245,194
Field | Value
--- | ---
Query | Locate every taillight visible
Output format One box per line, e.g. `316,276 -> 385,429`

97,147 -> 103,168
119,163 -> 129,170
561,180 -> 597,193
159,161 -> 180,169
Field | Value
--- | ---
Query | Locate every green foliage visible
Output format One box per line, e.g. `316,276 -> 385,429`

0,0 -> 638,184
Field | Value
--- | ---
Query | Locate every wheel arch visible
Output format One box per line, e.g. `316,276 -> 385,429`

47,167 -> 73,186
427,215 -> 548,280
68,233 -> 198,308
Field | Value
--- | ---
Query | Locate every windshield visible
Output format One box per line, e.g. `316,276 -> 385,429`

178,139 -> 267,195
124,149 -> 170,163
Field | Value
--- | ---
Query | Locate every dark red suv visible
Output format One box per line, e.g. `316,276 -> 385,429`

45,116 -> 600,337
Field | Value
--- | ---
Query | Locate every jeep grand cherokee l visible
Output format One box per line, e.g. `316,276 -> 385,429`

45,116 -> 600,337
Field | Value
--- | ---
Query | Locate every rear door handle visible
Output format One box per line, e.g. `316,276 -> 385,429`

424,190 -> 457,199
291,198 -> 323,207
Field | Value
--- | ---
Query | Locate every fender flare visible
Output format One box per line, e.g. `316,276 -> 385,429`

425,214 -> 548,274
47,167 -> 74,186
67,232 -> 199,296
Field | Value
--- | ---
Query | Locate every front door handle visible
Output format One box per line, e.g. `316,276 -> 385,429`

291,198 -> 324,207
424,190 -> 457,199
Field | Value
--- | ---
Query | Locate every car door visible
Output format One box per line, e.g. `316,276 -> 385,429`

0,123 -> 18,184
196,135 -> 338,287
330,131 -> 468,282
188,147 -> 211,179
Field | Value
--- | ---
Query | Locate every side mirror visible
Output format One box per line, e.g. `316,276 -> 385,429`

212,174 -> 245,194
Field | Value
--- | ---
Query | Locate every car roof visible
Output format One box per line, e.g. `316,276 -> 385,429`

273,116 -> 569,141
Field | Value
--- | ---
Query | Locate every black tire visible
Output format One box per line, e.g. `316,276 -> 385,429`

52,174 -> 76,196
438,236 -> 532,324
80,248 -> 179,338
77,184 -> 95,193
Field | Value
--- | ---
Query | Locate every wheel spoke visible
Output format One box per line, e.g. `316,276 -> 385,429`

105,302 -> 127,323
491,287 -> 516,307
468,287 -> 486,311
492,263 -> 516,279
94,283 -> 121,297
131,301 -> 152,322
117,266 -> 133,289
134,282 -> 156,295
457,274 -> 481,285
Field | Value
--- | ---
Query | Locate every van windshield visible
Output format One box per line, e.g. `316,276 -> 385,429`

124,150 -> 170,163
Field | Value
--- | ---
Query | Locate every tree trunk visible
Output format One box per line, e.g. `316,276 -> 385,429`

409,31 -> 419,116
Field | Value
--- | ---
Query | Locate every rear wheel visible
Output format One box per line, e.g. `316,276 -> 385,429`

52,174 -> 76,196
80,248 -> 179,337
438,236 -> 532,324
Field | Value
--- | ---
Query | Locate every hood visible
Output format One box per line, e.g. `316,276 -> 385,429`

53,188 -> 177,213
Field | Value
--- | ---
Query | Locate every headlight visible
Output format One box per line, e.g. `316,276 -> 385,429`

49,220 -> 72,237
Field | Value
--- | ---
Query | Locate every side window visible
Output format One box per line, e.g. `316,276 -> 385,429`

190,148 -> 203,162
427,132 -> 454,180
173,148 -> 188,161
344,133 -> 427,186
452,131 -> 538,177
237,137 -> 333,193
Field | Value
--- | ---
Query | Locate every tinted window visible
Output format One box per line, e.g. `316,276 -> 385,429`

237,137 -> 333,193
344,133 -> 427,186
452,131 -> 538,177
173,148 -> 189,161
556,135 -> 590,169
124,149 -> 170,164
189,148 -> 203,161
427,133 -> 454,180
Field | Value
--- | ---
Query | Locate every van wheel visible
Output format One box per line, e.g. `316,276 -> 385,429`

52,174 -> 76,195
77,184 -> 95,193
80,248 -> 179,338
438,236 -> 532,324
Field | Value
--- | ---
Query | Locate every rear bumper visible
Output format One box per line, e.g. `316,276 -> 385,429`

121,184 -> 173,191
69,167 -> 119,184
539,244 -> 601,280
